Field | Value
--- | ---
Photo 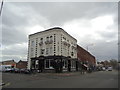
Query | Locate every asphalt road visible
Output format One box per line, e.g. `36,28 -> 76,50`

1,70 -> 118,88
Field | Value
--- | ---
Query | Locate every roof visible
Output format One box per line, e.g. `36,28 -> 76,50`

29,27 -> 77,41
18,60 -> 27,63
77,44 -> 95,58
2,60 -> 16,63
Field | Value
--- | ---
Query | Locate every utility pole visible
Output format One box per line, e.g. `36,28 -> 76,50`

0,0 -> 4,16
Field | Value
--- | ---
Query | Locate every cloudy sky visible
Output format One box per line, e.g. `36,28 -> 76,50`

1,2 -> 118,62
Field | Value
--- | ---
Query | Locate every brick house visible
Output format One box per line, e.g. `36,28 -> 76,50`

2,60 -> 16,68
77,45 -> 96,66
16,60 -> 27,69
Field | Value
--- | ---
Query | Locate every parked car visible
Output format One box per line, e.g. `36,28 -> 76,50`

96,67 -> 102,71
102,67 -> 106,71
10,68 -> 15,73
14,68 -> 21,73
20,68 -> 26,73
107,66 -> 112,71
24,69 -> 31,74
0,65 -> 12,72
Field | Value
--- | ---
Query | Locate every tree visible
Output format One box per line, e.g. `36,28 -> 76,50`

109,59 -> 118,69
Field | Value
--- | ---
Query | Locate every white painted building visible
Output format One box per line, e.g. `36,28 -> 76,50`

27,27 -> 77,72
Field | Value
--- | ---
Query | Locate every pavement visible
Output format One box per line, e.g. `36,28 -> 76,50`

1,70 -> 119,88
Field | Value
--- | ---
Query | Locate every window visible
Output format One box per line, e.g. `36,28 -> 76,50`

31,52 -> 34,57
31,41 -> 34,46
54,34 -> 56,42
65,60 -> 67,68
36,60 -> 38,65
40,38 -> 43,42
71,61 -> 76,68
71,52 -> 74,56
41,38 -> 43,40
41,49 -> 44,55
54,47 -> 56,51
50,36 -> 53,40
31,48 -> 33,52
46,48 -> 49,55
46,60 -> 49,68
50,60 -> 53,68
46,37 -> 49,41
50,47 -> 52,54
45,60 -> 53,69
58,46 -> 59,52
63,60 -> 67,68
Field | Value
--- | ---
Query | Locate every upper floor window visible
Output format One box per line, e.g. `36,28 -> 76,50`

41,49 -> 44,55
46,37 -> 49,41
40,38 -> 43,42
31,41 -> 34,46
63,37 -> 66,40
50,47 -> 52,54
50,36 -> 53,40
46,48 -> 49,55
31,48 -> 34,52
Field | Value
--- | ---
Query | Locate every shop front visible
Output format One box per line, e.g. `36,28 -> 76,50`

30,55 -> 78,73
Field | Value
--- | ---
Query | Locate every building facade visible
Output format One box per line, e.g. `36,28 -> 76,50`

2,60 -> 16,68
16,60 -> 27,69
27,27 -> 77,72
77,45 -> 96,68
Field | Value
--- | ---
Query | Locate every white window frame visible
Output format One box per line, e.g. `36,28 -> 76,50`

46,48 -> 49,55
31,41 -> 34,46
71,60 -> 76,68
50,47 -> 52,55
45,59 -> 54,69
63,60 -> 67,69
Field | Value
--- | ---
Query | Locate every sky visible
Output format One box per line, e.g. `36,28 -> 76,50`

1,2 -> 119,62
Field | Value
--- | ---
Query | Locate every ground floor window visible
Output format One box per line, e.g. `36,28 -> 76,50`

63,60 -> 67,68
46,60 -> 49,68
45,59 -> 54,69
71,60 -> 76,68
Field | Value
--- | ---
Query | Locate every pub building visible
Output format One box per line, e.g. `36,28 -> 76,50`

27,27 -> 96,73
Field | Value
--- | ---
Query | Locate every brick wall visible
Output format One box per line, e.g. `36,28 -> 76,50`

2,60 -> 16,67
77,45 -> 96,65
16,60 -> 27,69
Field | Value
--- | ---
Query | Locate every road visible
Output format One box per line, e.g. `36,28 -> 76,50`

1,70 -> 118,88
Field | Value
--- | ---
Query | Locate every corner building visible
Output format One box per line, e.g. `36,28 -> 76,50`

27,27 -> 77,72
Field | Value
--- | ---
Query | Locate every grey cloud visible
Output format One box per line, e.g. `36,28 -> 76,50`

27,2 -> 117,26
96,30 -> 117,39
79,40 -> 118,61
1,2 -> 118,61
8,2 -> 117,26
2,25 -> 28,45
2,3 -> 30,28
2,45 -> 27,56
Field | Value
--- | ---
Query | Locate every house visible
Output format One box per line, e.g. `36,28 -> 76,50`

16,60 -> 27,69
77,45 -> 96,70
2,60 -> 16,68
